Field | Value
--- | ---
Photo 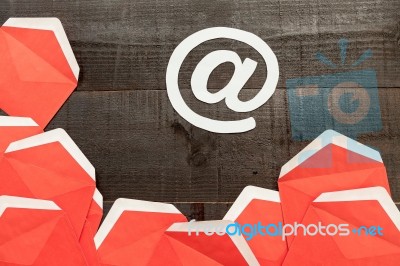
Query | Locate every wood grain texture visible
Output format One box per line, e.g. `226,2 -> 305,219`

101,202 -> 233,221
0,0 -> 399,91
1,0 -> 399,220
47,88 -> 400,203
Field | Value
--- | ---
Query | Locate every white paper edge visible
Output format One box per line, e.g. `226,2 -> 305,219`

315,186 -> 400,231
167,220 -> 260,266
0,196 -> 60,216
223,186 -> 280,221
93,189 -> 103,209
5,128 -> 95,180
3,17 -> 79,80
279,130 -> 382,178
94,198 -> 182,249
0,116 -> 39,127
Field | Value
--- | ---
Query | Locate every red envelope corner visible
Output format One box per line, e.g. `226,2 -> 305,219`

164,220 -> 259,266
0,18 -> 79,128
0,116 -> 42,153
278,130 -> 390,246
86,188 -> 104,235
223,186 -> 287,266
79,189 -> 104,266
0,196 -> 88,265
283,187 -> 400,265
95,198 -> 187,266
0,128 -> 96,237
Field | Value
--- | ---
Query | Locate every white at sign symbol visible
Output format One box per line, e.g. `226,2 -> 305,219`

166,27 -> 279,133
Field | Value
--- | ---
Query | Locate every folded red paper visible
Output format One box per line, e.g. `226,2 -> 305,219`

0,116 -> 42,153
95,198 -> 187,266
283,187 -> 400,265
165,221 -> 259,266
95,198 -> 259,266
0,18 -> 79,128
85,188 -> 104,236
223,186 -> 287,266
0,196 -> 88,265
278,130 -> 390,246
0,128 -> 96,237
79,189 -> 103,266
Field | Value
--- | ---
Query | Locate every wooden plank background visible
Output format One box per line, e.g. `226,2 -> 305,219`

1,0 -> 399,220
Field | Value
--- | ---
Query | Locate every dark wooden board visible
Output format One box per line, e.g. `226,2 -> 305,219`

101,202 -> 232,221
0,0 -> 399,91
47,88 -> 400,204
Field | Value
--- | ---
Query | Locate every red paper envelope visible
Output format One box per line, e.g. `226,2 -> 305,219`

80,222 -> 101,266
0,128 -> 96,237
278,130 -> 390,245
223,186 -> 287,266
0,116 -> 42,153
95,198 -> 187,266
283,187 -> 400,265
165,220 -> 259,266
86,188 -> 104,235
0,18 -> 79,128
0,196 -> 88,265
79,189 -> 103,266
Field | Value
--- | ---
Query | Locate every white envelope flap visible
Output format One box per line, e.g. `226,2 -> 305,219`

3,18 -> 79,80
223,186 -> 280,221
280,130 -> 382,178
5,128 -> 95,181
0,116 -> 38,127
94,198 -> 182,249
0,196 -> 60,216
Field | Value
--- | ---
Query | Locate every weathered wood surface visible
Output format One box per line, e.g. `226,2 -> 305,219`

1,0 -> 399,219
102,202 -> 233,221
46,88 -> 400,203
0,0 -> 399,90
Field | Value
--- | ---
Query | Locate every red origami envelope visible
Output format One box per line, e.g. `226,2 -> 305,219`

165,220 -> 259,266
278,130 -> 390,245
95,198 -> 188,266
283,186 -> 400,265
0,128 -> 96,237
96,198 -> 259,265
0,196 -> 88,265
223,186 -> 287,266
0,18 -> 79,128
0,115 -> 42,153
85,188 -> 104,236
79,189 -> 103,266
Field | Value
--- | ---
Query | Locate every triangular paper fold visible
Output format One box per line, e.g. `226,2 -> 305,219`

0,196 -> 88,265
278,130 -> 390,246
283,187 -> 400,265
0,129 -> 95,237
224,186 -> 287,266
0,18 -> 79,128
